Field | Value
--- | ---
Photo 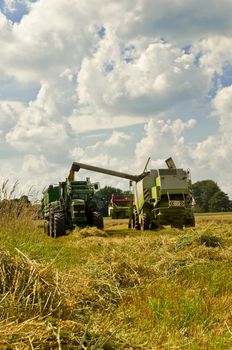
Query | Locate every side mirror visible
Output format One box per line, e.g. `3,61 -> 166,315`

94,183 -> 99,190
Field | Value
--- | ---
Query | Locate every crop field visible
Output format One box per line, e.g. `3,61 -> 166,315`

0,207 -> 232,349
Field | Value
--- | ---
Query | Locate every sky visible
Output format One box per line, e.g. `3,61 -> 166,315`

1,0 -> 232,199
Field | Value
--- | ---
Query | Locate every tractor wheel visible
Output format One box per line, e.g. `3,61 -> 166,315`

53,212 -> 66,238
92,211 -> 104,229
141,213 -> 150,231
133,208 -> 140,230
44,221 -> 49,235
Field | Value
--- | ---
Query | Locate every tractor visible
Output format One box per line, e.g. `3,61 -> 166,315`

42,175 -> 103,238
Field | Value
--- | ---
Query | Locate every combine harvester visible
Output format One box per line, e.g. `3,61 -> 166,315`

69,157 -> 195,230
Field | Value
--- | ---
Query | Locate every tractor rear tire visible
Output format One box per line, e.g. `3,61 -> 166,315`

141,213 -> 150,231
53,212 -> 66,238
92,211 -> 104,229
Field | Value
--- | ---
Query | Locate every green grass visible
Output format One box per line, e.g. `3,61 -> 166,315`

0,208 -> 232,349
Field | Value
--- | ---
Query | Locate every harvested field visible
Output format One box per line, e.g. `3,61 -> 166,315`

0,209 -> 231,349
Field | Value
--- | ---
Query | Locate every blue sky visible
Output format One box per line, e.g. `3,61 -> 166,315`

1,0 -> 232,198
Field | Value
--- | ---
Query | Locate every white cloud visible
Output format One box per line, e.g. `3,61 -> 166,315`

69,113 -> 146,132
105,131 -> 131,147
194,36 -> 232,76
186,85 -> 232,196
76,30 -> 209,117
134,117 -> 196,169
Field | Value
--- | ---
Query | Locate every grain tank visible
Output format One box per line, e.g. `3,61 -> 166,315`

70,158 -> 195,230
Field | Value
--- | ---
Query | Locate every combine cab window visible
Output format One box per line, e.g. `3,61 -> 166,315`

169,194 -> 185,201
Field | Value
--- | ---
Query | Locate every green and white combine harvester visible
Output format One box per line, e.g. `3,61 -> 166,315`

42,157 -> 195,237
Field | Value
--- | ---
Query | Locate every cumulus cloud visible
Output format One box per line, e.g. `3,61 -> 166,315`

76,30 -> 209,116
194,36 -> 232,76
134,118 -> 196,168
5,79 -> 74,159
71,130 -> 132,162
105,131 -> 131,147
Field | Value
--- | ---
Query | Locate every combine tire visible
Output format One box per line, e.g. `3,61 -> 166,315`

92,211 -> 104,229
150,222 -> 159,230
132,208 -> 140,230
53,212 -> 66,238
184,216 -> 196,227
141,213 -> 150,231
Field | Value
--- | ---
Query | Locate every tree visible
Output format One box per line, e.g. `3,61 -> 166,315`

208,191 -> 231,212
192,180 -> 231,212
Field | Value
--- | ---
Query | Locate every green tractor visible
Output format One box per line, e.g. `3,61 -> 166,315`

42,176 -> 103,238
68,157 -> 195,230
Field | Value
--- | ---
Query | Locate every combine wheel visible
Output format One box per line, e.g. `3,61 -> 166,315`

92,211 -> 104,229
150,222 -> 159,230
132,208 -> 140,230
184,216 -> 196,227
141,213 -> 150,231
53,212 -> 66,238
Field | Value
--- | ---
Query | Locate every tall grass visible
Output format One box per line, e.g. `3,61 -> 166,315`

0,188 -> 231,349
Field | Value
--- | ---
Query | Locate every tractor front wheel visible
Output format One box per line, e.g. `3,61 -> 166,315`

92,211 -> 104,229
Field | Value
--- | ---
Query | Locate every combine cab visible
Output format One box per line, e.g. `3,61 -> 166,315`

42,177 -> 103,238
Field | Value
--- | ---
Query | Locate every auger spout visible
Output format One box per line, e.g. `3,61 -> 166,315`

68,162 -> 147,182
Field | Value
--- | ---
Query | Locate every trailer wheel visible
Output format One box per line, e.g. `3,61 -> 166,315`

49,214 -> 54,237
141,213 -> 150,231
44,221 -> 49,235
92,211 -> 104,229
133,208 -> 140,230
53,212 -> 66,238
